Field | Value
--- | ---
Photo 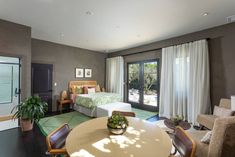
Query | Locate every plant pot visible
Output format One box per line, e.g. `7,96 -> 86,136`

108,126 -> 127,135
20,119 -> 34,131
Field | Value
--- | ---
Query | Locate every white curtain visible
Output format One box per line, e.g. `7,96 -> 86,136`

160,39 -> 210,124
106,56 -> 124,100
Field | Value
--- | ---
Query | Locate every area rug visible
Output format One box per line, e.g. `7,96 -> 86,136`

37,108 -> 158,136
37,112 -> 92,136
132,108 -> 158,120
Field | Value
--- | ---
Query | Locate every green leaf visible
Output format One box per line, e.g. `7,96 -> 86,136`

11,96 -> 47,121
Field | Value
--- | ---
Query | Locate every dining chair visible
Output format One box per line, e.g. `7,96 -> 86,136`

46,123 -> 70,157
112,110 -> 136,117
170,126 -> 196,157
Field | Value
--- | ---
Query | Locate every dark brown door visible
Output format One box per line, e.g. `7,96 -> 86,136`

31,63 -> 53,113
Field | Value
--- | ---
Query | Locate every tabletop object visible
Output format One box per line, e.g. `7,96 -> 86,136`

66,117 -> 172,157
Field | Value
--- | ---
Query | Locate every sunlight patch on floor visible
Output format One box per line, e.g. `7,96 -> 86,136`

0,119 -> 18,131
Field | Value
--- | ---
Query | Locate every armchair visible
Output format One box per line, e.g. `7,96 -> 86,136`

188,116 -> 235,157
197,98 -> 234,130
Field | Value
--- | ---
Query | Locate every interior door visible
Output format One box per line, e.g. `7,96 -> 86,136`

0,56 -> 20,130
31,63 -> 53,113
127,60 -> 159,111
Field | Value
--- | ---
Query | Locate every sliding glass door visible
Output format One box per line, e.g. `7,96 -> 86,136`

127,59 -> 159,111
0,56 -> 20,117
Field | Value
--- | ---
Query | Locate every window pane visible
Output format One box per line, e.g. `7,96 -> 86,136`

144,61 -> 158,106
0,64 -> 12,103
0,56 -> 19,64
128,63 -> 140,103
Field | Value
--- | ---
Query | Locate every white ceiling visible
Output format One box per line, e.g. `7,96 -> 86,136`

0,0 -> 235,53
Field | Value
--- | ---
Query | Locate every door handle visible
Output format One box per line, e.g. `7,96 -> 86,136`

15,88 -> 20,97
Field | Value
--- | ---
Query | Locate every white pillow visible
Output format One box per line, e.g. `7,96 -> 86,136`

201,131 -> 212,144
213,106 -> 233,117
87,88 -> 96,94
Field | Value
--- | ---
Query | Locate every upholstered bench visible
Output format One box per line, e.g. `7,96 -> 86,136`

96,102 -> 132,117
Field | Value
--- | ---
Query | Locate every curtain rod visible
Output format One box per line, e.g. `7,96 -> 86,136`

114,38 -> 210,57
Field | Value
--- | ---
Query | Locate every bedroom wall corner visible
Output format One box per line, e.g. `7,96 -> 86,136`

31,39 -> 107,111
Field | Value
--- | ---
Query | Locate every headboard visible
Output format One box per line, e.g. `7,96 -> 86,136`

68,80 -> 97,91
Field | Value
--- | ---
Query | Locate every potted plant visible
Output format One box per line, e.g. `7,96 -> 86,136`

11,96 -> 48,131
107,113 -> 129,135
170,115 -> 184,126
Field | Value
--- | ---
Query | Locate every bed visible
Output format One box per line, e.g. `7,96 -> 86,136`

69,81 -> 121,117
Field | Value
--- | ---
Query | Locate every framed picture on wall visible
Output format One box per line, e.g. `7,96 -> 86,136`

75,68 -> 84,78
85,68 -> 92,78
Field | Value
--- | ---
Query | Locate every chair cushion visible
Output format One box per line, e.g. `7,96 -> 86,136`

200,131 -> 212,144
219,99 -> 231,109
213,106 -> 234,117
50,125 -> 70,149
197,114 -> 218,130
187,130 -> 209,157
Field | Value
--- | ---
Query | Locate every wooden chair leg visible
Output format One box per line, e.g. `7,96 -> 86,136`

56,101 -> 59,112
60,103 -> 62,113
170,145 -> 177,155
70,103 -> 74,110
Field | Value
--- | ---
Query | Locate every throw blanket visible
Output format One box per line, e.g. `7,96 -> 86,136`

76,92 -> 121,109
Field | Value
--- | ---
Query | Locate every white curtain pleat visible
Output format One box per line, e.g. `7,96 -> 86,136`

160,39 -> 210,124
188,40 -> 211,123
106,56 -> 124,100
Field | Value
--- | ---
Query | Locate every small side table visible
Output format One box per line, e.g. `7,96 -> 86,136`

57,99 -> 73,113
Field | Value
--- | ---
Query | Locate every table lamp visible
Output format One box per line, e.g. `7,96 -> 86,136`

231,96 -> 235,111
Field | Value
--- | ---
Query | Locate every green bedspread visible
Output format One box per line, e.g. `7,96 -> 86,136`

76,92 -> 121,108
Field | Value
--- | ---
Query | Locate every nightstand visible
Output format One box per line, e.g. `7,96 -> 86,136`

57,99 -> 73,113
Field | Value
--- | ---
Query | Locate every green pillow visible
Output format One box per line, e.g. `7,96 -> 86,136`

75,86 -> 83,94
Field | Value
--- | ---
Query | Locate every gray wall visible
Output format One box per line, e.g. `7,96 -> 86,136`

31,39 -> 107,111
109,22 -> 235,108
0,19 -> 31,99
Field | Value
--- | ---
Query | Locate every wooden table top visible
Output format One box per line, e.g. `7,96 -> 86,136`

66,117 -> 172,157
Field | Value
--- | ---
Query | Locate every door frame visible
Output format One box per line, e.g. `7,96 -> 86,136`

127,59 -> 160,112
0,58 -> 21,105
0,57 -> 21,125
31,63 -> 53,113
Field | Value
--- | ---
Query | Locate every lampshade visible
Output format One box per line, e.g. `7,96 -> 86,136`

231,96 -> 235,110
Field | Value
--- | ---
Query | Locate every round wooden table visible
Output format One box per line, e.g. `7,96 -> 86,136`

66,117 -> 172,157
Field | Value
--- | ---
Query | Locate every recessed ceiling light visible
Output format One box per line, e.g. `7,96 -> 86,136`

86,11 -> 93,15
202,12 -> 209,16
